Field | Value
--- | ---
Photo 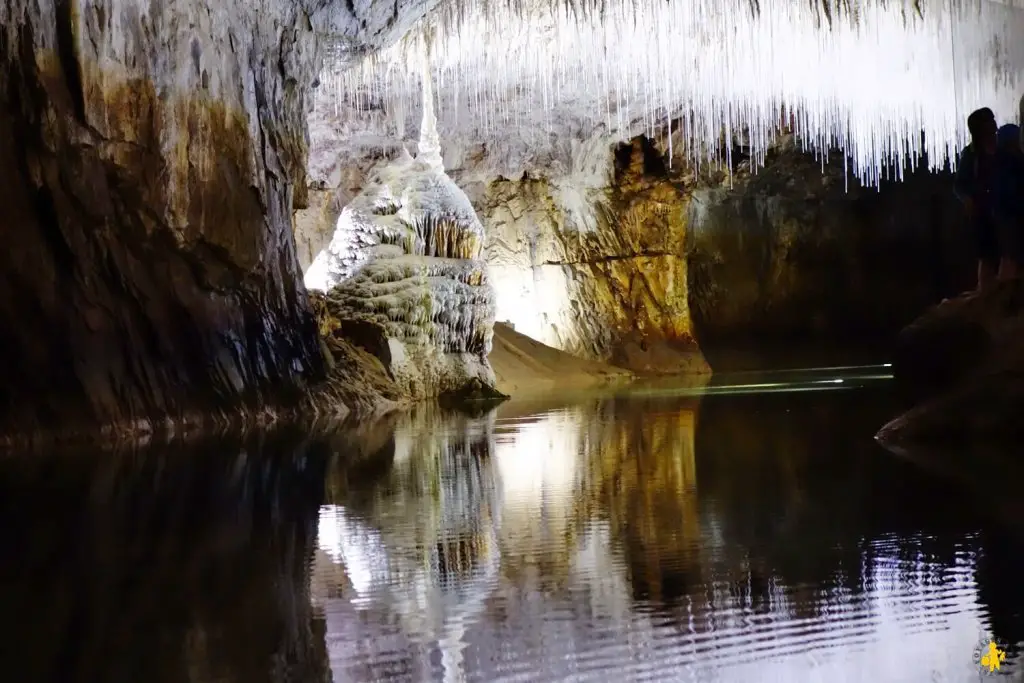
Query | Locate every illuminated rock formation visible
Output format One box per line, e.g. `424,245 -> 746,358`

306,67 -> 499,400
305,152 -> 485,291
301,113 -> 970,372
301,0 -> 1022,374
481,136 -> 707,374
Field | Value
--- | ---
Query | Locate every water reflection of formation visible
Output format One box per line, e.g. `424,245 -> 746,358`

317,391 -> 1018,682
315,406 -> 502,682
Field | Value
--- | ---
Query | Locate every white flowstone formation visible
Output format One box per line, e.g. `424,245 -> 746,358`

306,65 -> 497,397
318,0 -> 1024,186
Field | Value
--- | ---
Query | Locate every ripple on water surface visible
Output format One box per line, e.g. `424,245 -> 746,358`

315,369 -> 1023,683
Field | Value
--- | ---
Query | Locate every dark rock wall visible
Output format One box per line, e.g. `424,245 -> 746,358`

684,138 -> 974,346
0,2 -> 326,438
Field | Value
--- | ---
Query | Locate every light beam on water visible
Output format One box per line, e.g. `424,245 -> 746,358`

631,364 -> 894,398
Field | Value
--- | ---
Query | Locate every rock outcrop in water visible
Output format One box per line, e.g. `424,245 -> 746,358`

877,280 -> 1024,445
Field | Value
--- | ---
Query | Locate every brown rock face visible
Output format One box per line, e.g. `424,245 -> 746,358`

685,136 -> 974,345
481,136 -> 708,375
0,2 -> 325,440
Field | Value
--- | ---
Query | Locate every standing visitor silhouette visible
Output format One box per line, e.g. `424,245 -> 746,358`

1015,93 -> 1024,147
953,108 -> 1014,290
995,123 -> 1024,279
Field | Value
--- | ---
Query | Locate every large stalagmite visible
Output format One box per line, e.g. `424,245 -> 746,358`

306,65 -> 499,399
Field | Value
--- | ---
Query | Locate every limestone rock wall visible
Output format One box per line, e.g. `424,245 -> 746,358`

301,106 -> 974,375
0,0 -> 327,439
0,0 -> 453,441
476,137 -> 708,375
684,136 -> 974,345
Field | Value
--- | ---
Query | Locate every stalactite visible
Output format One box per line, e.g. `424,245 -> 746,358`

316,0 -> 1024,187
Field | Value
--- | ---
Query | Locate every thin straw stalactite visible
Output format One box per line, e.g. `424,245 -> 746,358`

318,0 -> 1024,187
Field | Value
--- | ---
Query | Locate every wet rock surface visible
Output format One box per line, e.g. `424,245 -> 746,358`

308,290 -> 405,418
0,0 -> 449,442
878,280 -> 1024,446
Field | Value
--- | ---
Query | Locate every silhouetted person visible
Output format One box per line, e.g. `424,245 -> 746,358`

1019,94 -> 1024,146
995,123 -> 1024,278
954,108 -> 1007,289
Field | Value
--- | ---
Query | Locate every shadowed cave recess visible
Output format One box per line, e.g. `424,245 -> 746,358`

2,0 -> 1024,445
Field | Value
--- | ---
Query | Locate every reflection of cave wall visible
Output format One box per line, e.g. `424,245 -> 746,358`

0,427 -> 332,683
318,390 -> 1010,679
690,387 -> 986,617
575,396 -> 703,606
685,138 -> 974,345
976,526 -> 1024,658
320,403 -> 500,594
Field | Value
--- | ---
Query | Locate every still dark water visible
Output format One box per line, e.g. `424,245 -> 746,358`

1,364 -> 1022,683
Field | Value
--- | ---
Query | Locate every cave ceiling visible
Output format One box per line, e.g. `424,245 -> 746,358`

307,0 -> 1024,184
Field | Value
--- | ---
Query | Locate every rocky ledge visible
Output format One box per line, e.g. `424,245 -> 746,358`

877,279 -> 1024,446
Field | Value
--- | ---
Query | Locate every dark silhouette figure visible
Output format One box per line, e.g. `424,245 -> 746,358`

996,123 -> 1024,274
954,108 -> 1008,287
